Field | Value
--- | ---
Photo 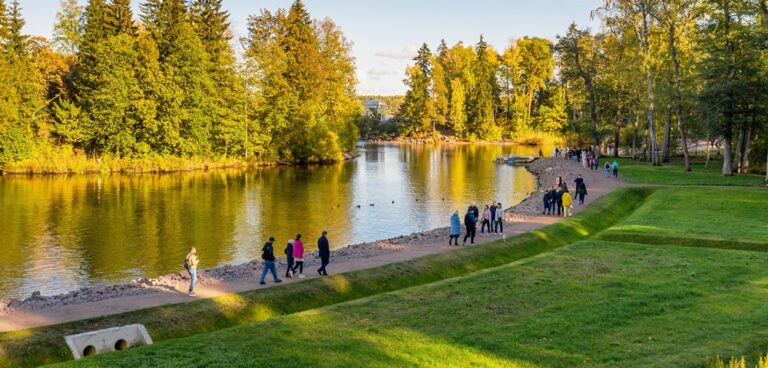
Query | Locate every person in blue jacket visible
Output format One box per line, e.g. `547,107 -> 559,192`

449,211 -> 461,245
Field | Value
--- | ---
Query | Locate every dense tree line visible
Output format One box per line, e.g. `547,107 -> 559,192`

0,0 -> 359,168
400,1 -> 768,177
557,0 -> 768,177
399,37 -> 566,141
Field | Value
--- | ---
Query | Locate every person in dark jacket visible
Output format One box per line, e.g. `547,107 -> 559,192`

463,207 -> 477,245
471,202 -> 480,221
574,175 -> 584,190
317,231 -> 330,276
259,237 -> 282,285
542,190 -> 550,215
284,239 -> 294,278
489,203 -> 498,234
547,188 -> 558,215
556,189 -> 564,216
577,182 -> 588,205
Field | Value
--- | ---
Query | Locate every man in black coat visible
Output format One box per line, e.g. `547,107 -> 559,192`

463,207 -> 477,245
489,203 -> 497,233
317,231 -> 330,276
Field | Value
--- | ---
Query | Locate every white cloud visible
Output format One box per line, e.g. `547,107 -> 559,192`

374,47 -> 419,60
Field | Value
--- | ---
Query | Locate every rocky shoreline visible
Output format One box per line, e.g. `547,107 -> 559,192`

0,157 -> 579,316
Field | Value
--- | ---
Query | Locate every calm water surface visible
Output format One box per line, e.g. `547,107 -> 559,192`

0,144 -> 542,299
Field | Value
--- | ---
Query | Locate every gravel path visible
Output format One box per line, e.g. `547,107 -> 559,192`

0,156 -> 627,332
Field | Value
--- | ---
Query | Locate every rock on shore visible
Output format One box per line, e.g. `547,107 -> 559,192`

0,157 -> 574,317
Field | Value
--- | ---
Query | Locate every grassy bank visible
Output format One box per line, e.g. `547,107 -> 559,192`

1,146 -> 253,174
0,188 -> 652,368
598,187 -> 768,243
613,158 -> 765,186
53,241 -> 768,368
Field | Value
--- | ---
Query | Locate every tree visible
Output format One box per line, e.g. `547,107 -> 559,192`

52,0 -> 83,55
698,0 -> 755,176
189,0 -> 232,65
105,0 -> 135,36
449,78 -> 467,137
6,0 -> 27,56
516,37 -> 554,124
399,43 -> 434,137
651,0 -> 698,170
556,24 -> 602,150
466,36 -> 498,140
76,34 -> 141,157
80,0 -> 108,59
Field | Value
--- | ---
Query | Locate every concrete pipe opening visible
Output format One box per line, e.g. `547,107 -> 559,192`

83,345 -> 96,357
114,339 -> 128,351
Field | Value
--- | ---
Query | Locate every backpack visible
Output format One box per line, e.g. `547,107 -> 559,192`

183,257 -> 191,271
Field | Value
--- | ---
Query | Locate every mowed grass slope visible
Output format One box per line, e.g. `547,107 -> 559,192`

52,241 -> 768,368
0,188 -> 652,368
614,158 -> 765,186
598,187 -> 768,249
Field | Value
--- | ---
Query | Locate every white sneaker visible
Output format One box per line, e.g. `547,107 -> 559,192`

299,274 -> 306,279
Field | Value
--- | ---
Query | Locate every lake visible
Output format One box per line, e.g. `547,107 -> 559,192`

0,143 -> 542,299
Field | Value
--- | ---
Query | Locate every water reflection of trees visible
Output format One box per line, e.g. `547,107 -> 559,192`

0,144 -> 544,298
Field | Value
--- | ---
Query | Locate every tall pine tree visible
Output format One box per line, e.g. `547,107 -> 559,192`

105,0 -> 135,36
7,0 -> 27,56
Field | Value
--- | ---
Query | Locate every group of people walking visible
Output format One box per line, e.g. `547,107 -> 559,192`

183,231 -> 332,295
449,202 -> 504,245
543,175 -> 588,217
558,146 -> 621,178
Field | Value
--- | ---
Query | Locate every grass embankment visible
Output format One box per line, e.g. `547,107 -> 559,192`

0,188 -> 652,368
53,241 -> 768,368
597,187 -> 768,250
51,186 -> 768,368
613,158 -> 765,186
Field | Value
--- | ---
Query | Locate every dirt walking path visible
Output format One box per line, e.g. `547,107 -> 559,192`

0,157 -> 627,332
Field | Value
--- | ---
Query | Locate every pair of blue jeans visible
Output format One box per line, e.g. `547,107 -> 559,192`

260,261 -> 279,283
188,268 -> 197,293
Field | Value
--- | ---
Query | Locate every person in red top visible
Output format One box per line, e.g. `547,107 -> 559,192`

291,234 -> 306,279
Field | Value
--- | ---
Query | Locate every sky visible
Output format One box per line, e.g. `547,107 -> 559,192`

19,0 -> 602,95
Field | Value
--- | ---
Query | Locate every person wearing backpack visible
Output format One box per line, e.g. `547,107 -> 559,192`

184,247 -> 199,296
292,234 -> 306,279
259,237 -> 282,285
284,239 -> 294,278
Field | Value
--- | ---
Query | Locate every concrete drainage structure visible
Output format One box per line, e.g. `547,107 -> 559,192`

65,324 -> 153,359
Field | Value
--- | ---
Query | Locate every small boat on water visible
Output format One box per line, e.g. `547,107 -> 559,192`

494,155 -> 536,165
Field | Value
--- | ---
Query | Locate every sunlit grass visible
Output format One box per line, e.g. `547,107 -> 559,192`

614,158 -> 765,186
600,187 -> 768,244
51,241 -> 768,368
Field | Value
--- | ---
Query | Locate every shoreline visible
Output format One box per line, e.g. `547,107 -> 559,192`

0,151 -> 363,175
0,157 -> 575,316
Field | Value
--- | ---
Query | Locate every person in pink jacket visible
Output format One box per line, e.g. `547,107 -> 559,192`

291,234 -> 306,278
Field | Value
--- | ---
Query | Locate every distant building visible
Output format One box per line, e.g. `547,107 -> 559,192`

364,100 -> 391,121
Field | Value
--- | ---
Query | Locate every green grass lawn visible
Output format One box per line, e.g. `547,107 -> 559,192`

51,241 -> 768,368
613,158 -> 765,186
599,187 -> 768,248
